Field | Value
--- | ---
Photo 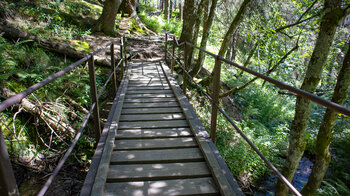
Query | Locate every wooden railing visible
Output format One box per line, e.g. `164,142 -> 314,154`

164,33 -> 350,196
0,36 -> 129,196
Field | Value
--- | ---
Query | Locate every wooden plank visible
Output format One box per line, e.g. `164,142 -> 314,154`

107,162 -> 211,181
127,82 -> 168,86
114,137 -> 197,150
122,107 -> 182,114
123,102 -> 179,108
127,90 -> 173,94
160,61 -> 243,196
104,177 -> 219,196
127,86 -> 171,90
118,120 -> 188,129
125,94 -> 175,98
110,148 -> 204,163
116,128 -> 193,139
120,113 -> 185,121
123,97 -> 177,103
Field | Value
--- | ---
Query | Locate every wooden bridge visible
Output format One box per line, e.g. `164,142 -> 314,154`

81,59 -> 243,195
3,34 -> 348,195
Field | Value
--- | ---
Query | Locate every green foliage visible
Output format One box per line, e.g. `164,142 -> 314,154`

138,11 -> 182,36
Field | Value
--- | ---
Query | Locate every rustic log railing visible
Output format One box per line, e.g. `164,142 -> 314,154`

0,36 -> 129,196
164,33 -> 350,196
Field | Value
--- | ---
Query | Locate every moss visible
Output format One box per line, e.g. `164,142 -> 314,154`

70,40 -> 90,53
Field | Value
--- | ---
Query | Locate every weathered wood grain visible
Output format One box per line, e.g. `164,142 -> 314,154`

114,137 -> 197,150
120,113 -> 185,121
118,120 -> 188,129
121,107 -> 182,114
116,128 -> 193,139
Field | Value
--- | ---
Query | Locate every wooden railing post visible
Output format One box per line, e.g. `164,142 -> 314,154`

210,56 -> 221,142
110,43 -> 117,95
0,128 -> 19,196
88,55 -> 101,141
171,36 -> 175,74
120,39 -> 125,78
165,33 -> 168,62
182,43 -> 188,93
123,36 -> 128,67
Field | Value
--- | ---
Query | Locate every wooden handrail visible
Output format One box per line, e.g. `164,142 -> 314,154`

0,36 -> 130,196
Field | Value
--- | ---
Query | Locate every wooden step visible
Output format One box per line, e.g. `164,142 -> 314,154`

127,86 -> 171,90
114,137 -> 197,150
121,107 -> 182,114
123,97 -> 177,103
122,102 -> 179,108
110,148 -> 204,164
120,113 -> 185,121
125,93 -> 175,98
107,162 -> 211,182
118,120 -> 188,129
127,90 -> 173,94
116,128 -> 193,139
104,177 -> 219,196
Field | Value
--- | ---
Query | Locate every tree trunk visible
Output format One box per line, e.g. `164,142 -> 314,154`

205,0 -> 251,83
164,0 -> 169,20
0,24 -> 113,68
275,1 -> 347,195
94,0 -> 122,35
301,41 -> 350,196
187,0 -> 207,70
0,86 -> 76,137
123,0 -> 137,17
179,0 -> 197,43
191,0 -> 218,77
179,0 -> 182,21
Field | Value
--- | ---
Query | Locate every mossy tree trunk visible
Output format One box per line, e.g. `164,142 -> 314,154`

94,0 -> 122,35
191,0 -> 217,77
301,41 -> 350,196
275,1 -> 348,195
164,0 -> 169,20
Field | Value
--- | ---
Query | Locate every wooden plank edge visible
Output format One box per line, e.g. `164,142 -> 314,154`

80,62 -> 132,196
159,61 -> 244,196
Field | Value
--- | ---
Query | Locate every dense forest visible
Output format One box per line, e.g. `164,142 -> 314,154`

0,0 -> 349,195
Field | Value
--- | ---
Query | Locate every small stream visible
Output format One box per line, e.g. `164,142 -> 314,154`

255,156 -> 313,195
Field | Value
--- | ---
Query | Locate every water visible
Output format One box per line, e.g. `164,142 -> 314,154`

256,156 -> 313,195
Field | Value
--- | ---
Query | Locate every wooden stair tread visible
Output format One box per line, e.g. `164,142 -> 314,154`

122,102 -> 179,108
116,128 -> 193,139
114,137 -> 197,150
110,148 -> 204,163
107,162 -> 211,181
123,97 -> 177,103
121,107 -> 182,114
104,177 -> 219,196
118,120 -> 188,129
120,113 -> 185,121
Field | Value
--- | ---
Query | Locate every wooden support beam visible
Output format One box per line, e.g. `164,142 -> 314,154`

120,39 -> 124,78
165,33 -> 168,62
210,56 -> 221,142
110,43 -> 117,95
171,36 -> 175,74
123,36 -> 128,67
0,128 -> 19,196
182,43 -> 188,94
88,55 -> 101,141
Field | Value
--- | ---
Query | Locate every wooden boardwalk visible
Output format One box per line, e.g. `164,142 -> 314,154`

81,60 -> 243,196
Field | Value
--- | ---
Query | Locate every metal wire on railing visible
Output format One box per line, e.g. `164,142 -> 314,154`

164,32 -> 350,196
0,36 -> 129,196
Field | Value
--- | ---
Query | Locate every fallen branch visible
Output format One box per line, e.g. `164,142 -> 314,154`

0,86 -> 76,137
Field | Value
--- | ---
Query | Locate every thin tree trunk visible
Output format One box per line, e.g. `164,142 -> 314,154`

179,0 -> 197,43
164,0 -> 169,20
301,41 -> 350,196
191,0 -> 218,77
94,0 -> 122,35
275,1 -> 348,195
206,0 -> 251,81
179,0 -> 182,21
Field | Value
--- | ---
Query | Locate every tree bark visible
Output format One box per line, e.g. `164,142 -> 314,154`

94,0 -> 122,35
206,0 -> 251,82
191,0 -> 218,77
301,41 -> 350,196
179,0 -> 197,43
164,0 -> 169,20
275,1 -> 348,195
